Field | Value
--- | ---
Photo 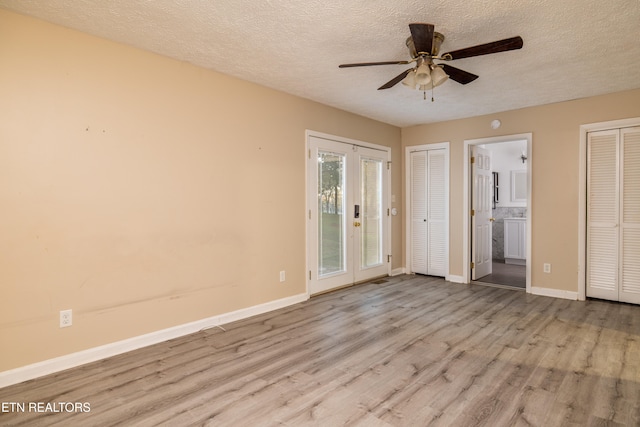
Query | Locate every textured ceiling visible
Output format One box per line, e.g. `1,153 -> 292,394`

1,0 -> 639,127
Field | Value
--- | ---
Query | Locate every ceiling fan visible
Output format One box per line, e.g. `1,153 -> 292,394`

339,23 -> 523,94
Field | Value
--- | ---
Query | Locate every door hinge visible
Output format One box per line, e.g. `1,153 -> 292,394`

308,148 -> 311,159
470,156 -> 475,164
471,209 -> 475,216
471,262 -> 475,269
387,161 -> 391,170
309,209 -> 311,219
387,254 -> 392,263
387,208 -> 390,216
309,270 -> 311,280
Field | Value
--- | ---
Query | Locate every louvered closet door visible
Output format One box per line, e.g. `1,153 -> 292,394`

410,151 -> 428,274
410,149 -> 446,277
587,126 -> 640,304
620,127 -> 640,304
587,130 -> 619,300
427,150 -> 447,276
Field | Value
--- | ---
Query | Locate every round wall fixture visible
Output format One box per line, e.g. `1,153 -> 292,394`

491,119 -> 501,129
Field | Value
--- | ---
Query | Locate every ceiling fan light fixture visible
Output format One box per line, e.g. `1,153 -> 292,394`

401,70 -> 417,88
430,65 -> 449,87
414,63 -> 431,86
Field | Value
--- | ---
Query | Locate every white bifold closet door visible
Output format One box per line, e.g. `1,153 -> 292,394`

410,149 -> 446,277
587,126 -> 640,304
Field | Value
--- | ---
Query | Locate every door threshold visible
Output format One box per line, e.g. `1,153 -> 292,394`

471,281 -> 525,291
311,274 -> 390,297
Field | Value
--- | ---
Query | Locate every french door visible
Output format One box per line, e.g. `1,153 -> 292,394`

307,135 -> 390,295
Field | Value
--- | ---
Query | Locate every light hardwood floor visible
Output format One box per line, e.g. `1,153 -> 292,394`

1,275 -> 639,426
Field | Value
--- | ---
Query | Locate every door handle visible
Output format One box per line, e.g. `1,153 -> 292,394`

354,222 -> 361,227
489,217 -> 496,222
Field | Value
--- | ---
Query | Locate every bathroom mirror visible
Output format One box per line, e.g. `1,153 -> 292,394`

511,170 -> 527,202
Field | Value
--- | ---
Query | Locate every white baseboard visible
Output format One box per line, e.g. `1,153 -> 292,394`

531,286 -> 578,300
390,268 -> 405,276
0,293 -> 309,389
447,275 -> 465,283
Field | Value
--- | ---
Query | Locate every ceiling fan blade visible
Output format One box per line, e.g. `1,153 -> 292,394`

440,64 -> 479,85
378,68 -> 413,90
409,23 -> 435,55
339,60 -> 411,68
441,36 -> 523,60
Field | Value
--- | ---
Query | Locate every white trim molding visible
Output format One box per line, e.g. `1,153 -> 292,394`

531,286 -> 578,301
0,293 -> 309,388
390,268 -> 406,276
447,275 -> 465,284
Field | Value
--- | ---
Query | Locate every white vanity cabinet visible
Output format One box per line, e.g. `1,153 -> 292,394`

504,218 -> 526,265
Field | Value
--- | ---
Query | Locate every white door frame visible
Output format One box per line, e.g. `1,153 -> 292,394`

462,133 -> 532,292
404,142 -> 450,279
305,130 -> 392,296
578,117 -> 640,301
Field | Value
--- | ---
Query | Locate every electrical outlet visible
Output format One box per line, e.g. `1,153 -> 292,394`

60,309 -> 72,328
543,263 -> 551,274
279,271 -> 286,282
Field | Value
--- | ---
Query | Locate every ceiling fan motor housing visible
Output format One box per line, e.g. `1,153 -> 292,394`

406,32 -> 445,58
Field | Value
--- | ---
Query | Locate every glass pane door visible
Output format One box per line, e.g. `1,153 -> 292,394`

318,150 -> 346,277
354,147 -> 388,283
308,136 -> 389,294
360,156 -> 383,269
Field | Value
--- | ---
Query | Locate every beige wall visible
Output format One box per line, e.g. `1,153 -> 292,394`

0,9 -> 402,372
403,89 -> 640,292
3,6 -> 639,375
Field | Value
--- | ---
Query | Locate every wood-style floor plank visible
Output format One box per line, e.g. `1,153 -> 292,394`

1,275 -> 639,426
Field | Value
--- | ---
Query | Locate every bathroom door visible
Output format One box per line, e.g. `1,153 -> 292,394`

471,145 -> 493,280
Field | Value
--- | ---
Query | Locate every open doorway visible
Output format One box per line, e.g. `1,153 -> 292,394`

463,133 -> 532,292
480,140 -> 528,288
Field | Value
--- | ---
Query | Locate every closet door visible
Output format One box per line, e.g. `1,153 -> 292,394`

587,126 -> 640,304
410,151 -> 428,275
409,149 -> 446,277
427,149 -> 447,276
586,129 -> 619,301
620,127 -> 640,304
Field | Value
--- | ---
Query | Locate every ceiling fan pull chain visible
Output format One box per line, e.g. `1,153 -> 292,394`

423,88 -> 435,102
